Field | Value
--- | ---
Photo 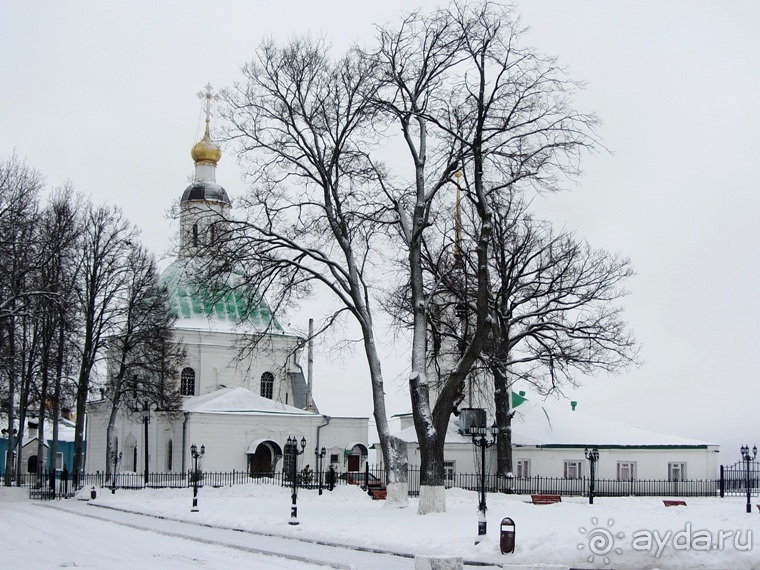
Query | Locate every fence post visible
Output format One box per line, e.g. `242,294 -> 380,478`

719,465 -> 724,498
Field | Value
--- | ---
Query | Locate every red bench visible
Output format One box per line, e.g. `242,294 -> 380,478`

663,500 -> 687,507
369,488 -> 387,500
366,479 -> 386,500
531,494 -> 561,505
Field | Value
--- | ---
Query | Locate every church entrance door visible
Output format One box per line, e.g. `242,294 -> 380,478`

248,445 -> 273,477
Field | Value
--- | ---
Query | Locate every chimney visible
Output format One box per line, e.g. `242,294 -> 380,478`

307,318 -> 314,411
570,401 -> 577,411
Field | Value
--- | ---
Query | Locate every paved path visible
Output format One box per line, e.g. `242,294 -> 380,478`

44,499 -> 500,569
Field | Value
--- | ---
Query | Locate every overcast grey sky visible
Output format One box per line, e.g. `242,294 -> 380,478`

3,1 -> 758,462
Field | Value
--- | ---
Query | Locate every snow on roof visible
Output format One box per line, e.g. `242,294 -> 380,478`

160,259 -> 285,334
0,415 -> 76,442
392,399 -> 717,448
510,399 -> 717,447
393,420 -> 471,445
183,387 -> 316,416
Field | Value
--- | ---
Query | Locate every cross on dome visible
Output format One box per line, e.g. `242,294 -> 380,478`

197,83 -> 219,135
191,83 -> 221,165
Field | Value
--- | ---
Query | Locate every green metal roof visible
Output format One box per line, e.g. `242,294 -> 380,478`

159,259 -> 284,333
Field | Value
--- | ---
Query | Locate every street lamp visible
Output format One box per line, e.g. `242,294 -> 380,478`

584,447 -> 600,505
471,421 -> 498,544
315,446 -> 326,495
285,435 -> 307,525
135,400 -> 158,486
190,443 -> 205,512
740,444 -> 757,514
109,450 -> 122,494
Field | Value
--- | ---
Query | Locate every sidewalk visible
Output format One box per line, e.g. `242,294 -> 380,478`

45,497 -> 499,569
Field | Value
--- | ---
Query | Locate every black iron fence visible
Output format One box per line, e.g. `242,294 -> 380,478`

364,465 -> 757,498
3,463 -> 758,499
719,461 -> 760,497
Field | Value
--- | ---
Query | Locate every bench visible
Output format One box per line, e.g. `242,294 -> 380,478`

366,480 -> 387,500
663,500 -> 687,507
531,494 -> 561,505
756,504 -> 760,513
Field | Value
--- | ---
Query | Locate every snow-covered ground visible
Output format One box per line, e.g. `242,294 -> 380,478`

2,483 -> 758,569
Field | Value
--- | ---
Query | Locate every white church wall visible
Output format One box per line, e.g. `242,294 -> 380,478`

320,417 -> 371,471
85,401 -> 110,472
174,328 -> 300,401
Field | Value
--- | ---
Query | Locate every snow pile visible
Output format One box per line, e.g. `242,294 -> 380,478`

81,482 -> 757,569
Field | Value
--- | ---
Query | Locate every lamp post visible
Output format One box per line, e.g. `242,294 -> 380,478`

190,443 -> 205,512
584,447 -> 600,505
315,446 -> 326,495
740,444 -> 757,514
135,400 -> 157,486
471,421 -> 498,543
285,436 -> 306,524
109,450 -> 122,494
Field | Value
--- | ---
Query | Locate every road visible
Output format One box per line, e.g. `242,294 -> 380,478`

1,497 -> 499,569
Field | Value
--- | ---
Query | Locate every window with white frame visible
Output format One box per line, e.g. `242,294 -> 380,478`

564,460 -> 582,479
668,462 -> 686,481
180,367 -> 196,396
617,461 -> 637,481
55,452 -> 63,471
516,459 -> 530,478
260,372 -> 274,400
444,461 -> 455,488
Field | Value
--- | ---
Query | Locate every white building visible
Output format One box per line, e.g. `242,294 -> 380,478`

391,393 -> 719,484
86,94 -> 369,477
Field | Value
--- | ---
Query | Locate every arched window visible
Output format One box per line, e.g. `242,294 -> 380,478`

166,440 -> 173,471
192,223 -> 199,247
260,371 -> 274,400
181,367 -> 196,396
209,222 -> 215,243
28,455 -> 38,474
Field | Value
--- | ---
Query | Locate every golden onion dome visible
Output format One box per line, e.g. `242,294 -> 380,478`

190,125 -> 221,164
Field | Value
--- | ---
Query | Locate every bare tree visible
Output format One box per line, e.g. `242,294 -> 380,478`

217,37 -> 413,504
0,153 -> 45,485
71,203 -> 138,483
33,186 -> 81,488
103,244 -> 184,480
215,0 -> 600,513
370,0 -> 599,512
422,194 -> 638,476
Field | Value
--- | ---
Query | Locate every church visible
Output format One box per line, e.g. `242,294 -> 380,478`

85,91 -> 369,479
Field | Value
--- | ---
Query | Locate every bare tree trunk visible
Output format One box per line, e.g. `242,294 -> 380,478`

49,314 -> 65,490
493,364 -> 513,477
4,316 -> 17,486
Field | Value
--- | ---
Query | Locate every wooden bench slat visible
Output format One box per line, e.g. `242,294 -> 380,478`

531,494 -> 561,505
663,500 -> 687,507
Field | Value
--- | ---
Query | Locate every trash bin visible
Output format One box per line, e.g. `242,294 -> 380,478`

90,486 -> 97,500
500,517 -> 516,554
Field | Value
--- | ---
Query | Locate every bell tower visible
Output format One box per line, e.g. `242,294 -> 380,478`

179,83 -> 231,258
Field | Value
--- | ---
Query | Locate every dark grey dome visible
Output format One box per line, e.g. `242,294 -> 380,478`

181,181 -> 231,205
